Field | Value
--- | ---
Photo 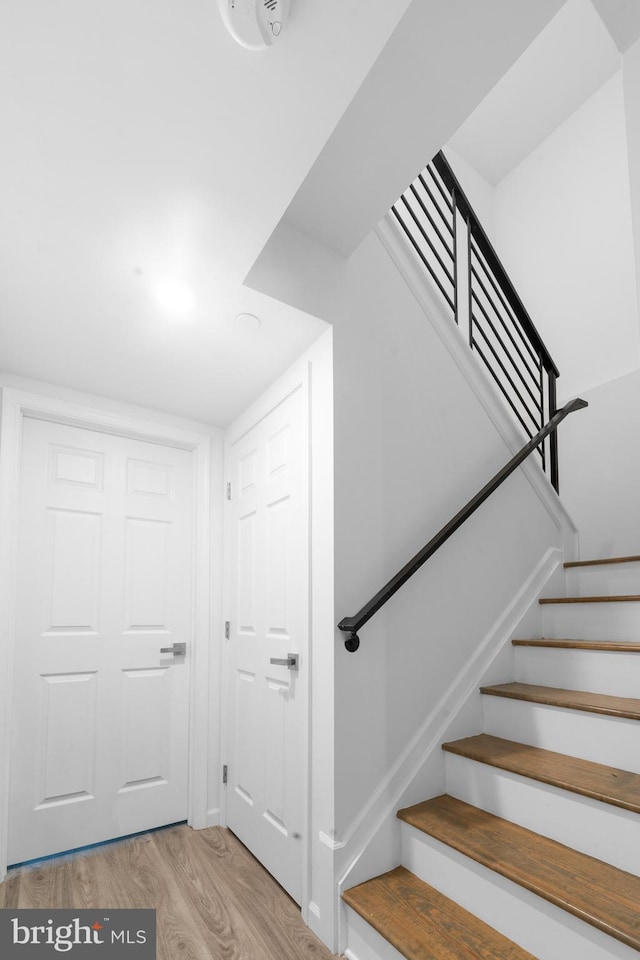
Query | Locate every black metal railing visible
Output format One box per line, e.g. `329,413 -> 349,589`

392,151 -> 561,489
337,398 -> 587,652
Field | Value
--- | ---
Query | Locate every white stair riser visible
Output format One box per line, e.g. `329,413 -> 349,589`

444,752 -> 640,875
514,646 -> 640,697
401,825 -> 639,960
482,696 -> 640,773
565,563 -> 640,597
540,601 -> 640,641
343,907 -> 407,960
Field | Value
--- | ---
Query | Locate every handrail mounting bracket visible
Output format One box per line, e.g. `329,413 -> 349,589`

344,632 -> 360,653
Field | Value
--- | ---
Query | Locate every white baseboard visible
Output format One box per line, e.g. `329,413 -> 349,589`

308,900 -> 321,920
306,900 -> 326,943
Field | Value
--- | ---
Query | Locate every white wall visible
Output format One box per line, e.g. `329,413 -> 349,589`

302,329 -> 336,943
447,0 -> 621,186
492,72 -> 640,401
559,368 -> 640,558
329,231 -> 564,836
283,0 -> 564,257
447,59 -> 640,559
248,216 -> 570,949
624,35 -> 640,326
442,56 -> 640,565
443,146 -> 496,240
566,35 -> 640,557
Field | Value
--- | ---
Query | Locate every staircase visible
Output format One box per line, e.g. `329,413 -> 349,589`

342,556 -> 640,960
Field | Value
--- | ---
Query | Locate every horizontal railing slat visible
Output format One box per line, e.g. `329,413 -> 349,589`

433,152 -> 559,377
391,206 -> 455,314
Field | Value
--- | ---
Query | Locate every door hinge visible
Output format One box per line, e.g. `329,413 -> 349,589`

222,764 -> 228,785
225,620 -> 230,639
226,481 -> 231,501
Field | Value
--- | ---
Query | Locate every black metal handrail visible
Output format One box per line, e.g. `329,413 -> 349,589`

337,398 -> 587,652
392,151 -> 561,490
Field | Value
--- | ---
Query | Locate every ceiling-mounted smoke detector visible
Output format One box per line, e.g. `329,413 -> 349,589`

218,0 -> 290,51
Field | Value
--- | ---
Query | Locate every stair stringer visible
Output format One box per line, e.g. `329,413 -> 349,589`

336,546 -> 562,956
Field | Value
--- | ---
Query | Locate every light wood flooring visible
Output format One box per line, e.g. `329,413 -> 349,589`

0,825 -> 338,960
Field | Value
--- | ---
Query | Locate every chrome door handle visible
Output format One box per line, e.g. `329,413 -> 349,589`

160,642 -> 186,656
269,653 -> 299,670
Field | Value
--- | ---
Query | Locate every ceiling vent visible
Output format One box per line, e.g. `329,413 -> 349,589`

218,0 -> 290,50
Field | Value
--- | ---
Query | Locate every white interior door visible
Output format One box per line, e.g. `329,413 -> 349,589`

226,382 -> 308,903
9,418 -> 193,865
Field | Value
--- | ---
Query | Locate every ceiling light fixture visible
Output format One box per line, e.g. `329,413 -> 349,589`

153,279 -> 197,316
218,0 -> 290,51
234,312 -> 262,332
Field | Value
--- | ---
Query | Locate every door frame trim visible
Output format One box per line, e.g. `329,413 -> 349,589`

221,360 -> 312,921
0,388 -> 212,879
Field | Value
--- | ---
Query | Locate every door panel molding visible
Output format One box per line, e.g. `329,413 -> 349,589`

0,389 -> 212,879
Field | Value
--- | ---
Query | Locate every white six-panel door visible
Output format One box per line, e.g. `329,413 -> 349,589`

225,382 -> 308,903
9,418 -> 193,864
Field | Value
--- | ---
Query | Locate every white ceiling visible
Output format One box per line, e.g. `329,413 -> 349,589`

591,0 -> 640,51
2,0 -> 616,426
0,0 -> 412,425
282,0 -> 565,257
449,0 -> 624,185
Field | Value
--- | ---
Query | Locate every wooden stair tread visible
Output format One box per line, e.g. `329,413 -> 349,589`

480,682 -> 640,719
564,555 -> 640,568
442,734 -> 640,813
539,594 -> 640,604
342,865 -> 538,960
512,638 -> 640,651
397,795 -> 640,952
